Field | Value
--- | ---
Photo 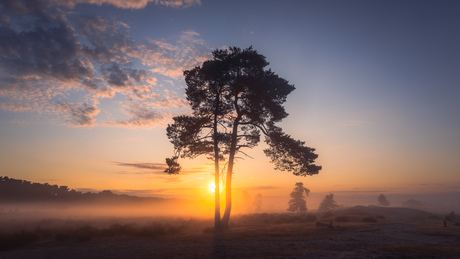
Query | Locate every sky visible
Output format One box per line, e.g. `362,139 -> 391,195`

1,0 -> 460,211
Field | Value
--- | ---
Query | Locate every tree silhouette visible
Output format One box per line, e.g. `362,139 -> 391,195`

165,46 -> 321,230
318,193 -> 339,211
287,182 -> 310,213
378,194 -> 390,207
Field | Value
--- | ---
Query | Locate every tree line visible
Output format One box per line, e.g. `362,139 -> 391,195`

0,176 -> 162,203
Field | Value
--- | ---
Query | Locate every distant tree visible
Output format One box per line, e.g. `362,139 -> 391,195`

287,182 -> 310,213
165,47 -> 321,230
252,193 -> 263,212
378,194 -> 390,207
318,193 -> 339,211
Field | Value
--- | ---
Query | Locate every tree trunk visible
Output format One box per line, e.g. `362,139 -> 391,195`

221,119 -> 240,229
213,91 -> 221,231
214,151 -> 221,230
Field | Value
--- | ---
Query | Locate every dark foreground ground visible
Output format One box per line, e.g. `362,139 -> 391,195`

1,206 -> 460,258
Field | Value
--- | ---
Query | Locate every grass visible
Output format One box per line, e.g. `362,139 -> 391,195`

334,216 -> 350,222
0,220 -> 189,251
234,213 -> 317,225
376,245 -> 460,258
0,212 -> 322,251
362,217 -> 378,223
0,231 -> 40,251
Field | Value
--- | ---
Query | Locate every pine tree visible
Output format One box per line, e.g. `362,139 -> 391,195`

165,47 -> 321,230
318,193 -> 339,211
378,194 -> 390,206
287,182 -> 310,213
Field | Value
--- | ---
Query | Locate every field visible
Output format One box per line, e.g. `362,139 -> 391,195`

1,206 -> 460,258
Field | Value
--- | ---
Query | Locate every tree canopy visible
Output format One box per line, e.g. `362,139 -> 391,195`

165,46 -> 321,230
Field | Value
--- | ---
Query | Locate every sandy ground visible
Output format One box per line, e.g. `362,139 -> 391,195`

1,206 -> 460,258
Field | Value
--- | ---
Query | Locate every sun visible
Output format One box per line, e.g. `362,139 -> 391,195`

208,181 -> 216,194
207,181 -> 224,194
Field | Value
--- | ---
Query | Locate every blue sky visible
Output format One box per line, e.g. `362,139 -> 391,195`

1,0 -> 459,207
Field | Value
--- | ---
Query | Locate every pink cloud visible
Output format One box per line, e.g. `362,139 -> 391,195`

0,0 -> 208,128
139,31 -> 211,79
57,0 -> 201,9
57,102 -> 100,127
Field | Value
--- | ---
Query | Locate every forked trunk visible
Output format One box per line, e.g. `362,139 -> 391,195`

221,158 -> 233,229
221,119 -> 240,229
214,155 -> 221,230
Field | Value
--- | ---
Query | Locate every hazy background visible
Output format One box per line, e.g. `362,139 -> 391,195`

1,0 -> 459,215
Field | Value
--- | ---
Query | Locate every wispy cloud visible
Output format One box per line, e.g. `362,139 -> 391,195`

113,161 -> 209,175
114,103 -> 167,128
114,162 -> 166,171
0,0 -> 209,128
139,31 -> 211,79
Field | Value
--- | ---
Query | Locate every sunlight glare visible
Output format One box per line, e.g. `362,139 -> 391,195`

208,181 -> 216,194
207,181 -> 224,195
